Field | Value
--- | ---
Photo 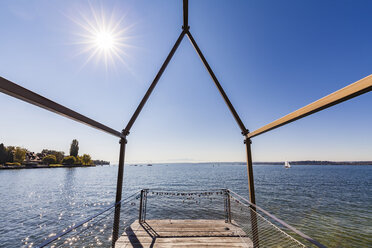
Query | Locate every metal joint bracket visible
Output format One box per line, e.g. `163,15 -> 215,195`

120,131 -> 128,144
244,138 -> 252,144
241,129 -> 249,136
182,25 -> 190,31
122,129 -> 130,136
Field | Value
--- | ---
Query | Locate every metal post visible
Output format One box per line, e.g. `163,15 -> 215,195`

224,190 -> 232,223
111,137 -> 127,248
143,190 -> 148,222
244,137 -> 259,247
244,138 -> 256,204
183,0 -> 189,30
139,189 -> 148,223
224,190 -> 228,222
139,190 -> 144,223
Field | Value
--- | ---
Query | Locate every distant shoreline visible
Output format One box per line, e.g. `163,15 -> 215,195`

2,161 -> 371,169
143,161 -> 372,166
0,164 -> 96,170
253,161 -> 372,165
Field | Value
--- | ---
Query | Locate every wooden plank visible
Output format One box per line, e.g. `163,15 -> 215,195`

121,231 -> 246,237
117,237 -> 251,244
117,243 -> 251,248
116,219 -> 252,248
125,219 -> 241,226
115,242 -> 253,248
130,219 -> 243,226
123,228 -> 239,232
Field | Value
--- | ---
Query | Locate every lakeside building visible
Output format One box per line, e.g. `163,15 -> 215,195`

25,152 -> 43,165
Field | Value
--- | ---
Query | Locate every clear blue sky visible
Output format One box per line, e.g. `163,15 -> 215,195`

0,0 -> 371,163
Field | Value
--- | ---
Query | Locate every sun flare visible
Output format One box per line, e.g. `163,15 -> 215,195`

70,5 -> 132,70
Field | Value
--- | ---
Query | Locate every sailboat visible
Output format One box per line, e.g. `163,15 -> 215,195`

284,161 -> 291,168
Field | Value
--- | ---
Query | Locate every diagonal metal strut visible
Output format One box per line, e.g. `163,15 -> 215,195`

186,30 -> 248,135
124,31 -> 186,134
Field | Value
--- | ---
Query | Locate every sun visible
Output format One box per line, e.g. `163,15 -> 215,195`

95,31 -> 115,50
70,5 -> 132,70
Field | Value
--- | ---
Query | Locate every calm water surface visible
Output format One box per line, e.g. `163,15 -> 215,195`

0,164 -> 371,247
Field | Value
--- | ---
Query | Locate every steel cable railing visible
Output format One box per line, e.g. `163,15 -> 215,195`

134,189 -> 325,248
144,189 -> 227,222
229,194 -> 306,248
37,191 -> 141,248
228,190 -> 327,248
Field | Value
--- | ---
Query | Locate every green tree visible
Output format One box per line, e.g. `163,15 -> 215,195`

81,154 -> 92,165
74,156 -> 82,165
6,146 -> 15,163
41,149 -> 64,163
69,139 -> 79,157
62,156 -> 76,165
54,151 -> 64,163
42,155 -> 57,165
0,143 -> 7,164
13,147 -> 26,163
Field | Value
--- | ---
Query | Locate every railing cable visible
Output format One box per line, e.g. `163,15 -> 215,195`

228,190 -> 327,248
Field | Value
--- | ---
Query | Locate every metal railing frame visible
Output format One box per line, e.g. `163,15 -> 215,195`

138,189 -> 148,224
224,189 -> 232,223
0,0 -> 371,247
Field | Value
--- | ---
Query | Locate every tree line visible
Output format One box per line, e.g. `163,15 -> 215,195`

0,144 -> 26,165
0,139 -> 93,166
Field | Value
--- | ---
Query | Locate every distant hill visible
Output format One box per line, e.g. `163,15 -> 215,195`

253,161 -> 372,165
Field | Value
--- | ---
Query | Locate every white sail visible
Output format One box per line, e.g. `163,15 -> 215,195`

284,161 -> 291,168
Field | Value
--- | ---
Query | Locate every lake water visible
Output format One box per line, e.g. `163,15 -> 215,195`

0,164 -> 371,247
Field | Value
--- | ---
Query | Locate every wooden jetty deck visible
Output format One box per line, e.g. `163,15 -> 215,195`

116,219 -> 252,248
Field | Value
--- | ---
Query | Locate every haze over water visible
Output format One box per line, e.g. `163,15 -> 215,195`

0,164 -> 371,247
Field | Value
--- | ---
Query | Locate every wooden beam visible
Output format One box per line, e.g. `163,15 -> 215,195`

248,74 -> 372,138
0,76 -> 124,138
